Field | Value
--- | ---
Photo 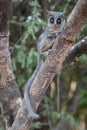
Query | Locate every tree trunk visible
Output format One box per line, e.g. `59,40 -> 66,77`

0,0 -> 21,127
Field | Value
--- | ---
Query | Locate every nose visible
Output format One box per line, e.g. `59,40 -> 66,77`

54,24 -> 57,26
54,20 -> 57,26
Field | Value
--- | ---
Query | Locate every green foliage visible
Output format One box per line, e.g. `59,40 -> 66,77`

26,48 -> 37,68
79,54 -> 87,67
79,89 -> 87,108
32,122 -> 41,129
11,45 -> 37,87
64,114 -> 78,130
78,24 -> 87,40
22,0 -> 46,44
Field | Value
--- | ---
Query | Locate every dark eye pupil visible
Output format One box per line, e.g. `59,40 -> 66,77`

57,18 -> 61,24
50,17 -> 54,24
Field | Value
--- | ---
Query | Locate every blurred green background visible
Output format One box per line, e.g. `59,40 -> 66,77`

9,0 -> 87,129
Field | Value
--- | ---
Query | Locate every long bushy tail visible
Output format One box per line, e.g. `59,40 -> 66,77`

24,54 -> 43,119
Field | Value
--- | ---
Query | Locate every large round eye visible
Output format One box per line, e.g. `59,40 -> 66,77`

50,17 -> 54,24
57,18 -> 61,24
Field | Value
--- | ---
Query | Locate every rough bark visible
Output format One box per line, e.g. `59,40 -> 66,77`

0,0 -> 10,36
0,0 -> 21,127
8,0 -> 87,130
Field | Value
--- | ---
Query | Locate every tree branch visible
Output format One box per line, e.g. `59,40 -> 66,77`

8,0 -> 87,130
63,36 -> 87,68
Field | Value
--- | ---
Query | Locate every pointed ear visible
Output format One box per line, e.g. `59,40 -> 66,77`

61,12 -> 68,18
45,10 -> 51,17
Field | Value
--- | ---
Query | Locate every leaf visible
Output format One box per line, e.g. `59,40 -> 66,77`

0,127 -> 3,130
32,122 -> 41,129
12,58 -> 17,71
17,50 -> 26,68
26,48 -> 37,68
